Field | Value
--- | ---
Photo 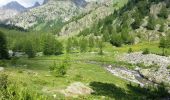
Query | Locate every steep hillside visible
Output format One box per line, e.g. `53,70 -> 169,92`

7,0 -> 111,31
59,0 -> 120,36
0,1 -> 41,23
7,0 -> 122,34
78,0 -> 170,45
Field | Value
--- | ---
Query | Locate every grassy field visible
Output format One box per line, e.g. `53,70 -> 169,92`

1,41 -> 169,99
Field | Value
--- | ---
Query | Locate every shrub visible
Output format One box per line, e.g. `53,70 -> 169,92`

0,60 -> 7,67
142,48 -> 150,54
110,34 -> 122,47
167,65 -> 170,69
10,57 -> 19,66
128,48 -> 133,53
49,61 -> 67,77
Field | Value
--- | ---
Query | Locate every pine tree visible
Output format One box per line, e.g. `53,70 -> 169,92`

97,37 -> 104,55
43,34 -> 63,55
79,37 -> 88,53
88,35 -> 95,52
110,34 -> 122,47
146,16 -> 156,30
25,41 -> 36,58
0,31 -> 9,59
66,38 -> 72,53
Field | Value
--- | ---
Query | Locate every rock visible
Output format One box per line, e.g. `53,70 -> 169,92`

61,82 -> 93,97
0,67 -> 4,72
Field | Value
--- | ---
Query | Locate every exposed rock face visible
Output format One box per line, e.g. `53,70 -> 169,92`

59,0 -> 114,36
6,0 -> 114,32
119,52 -> 170,85
0,1 -> 26,22
8,0 -> 82,29
0,1 -> 40,22
2,1 -> 26,12
0,9 -> 19,22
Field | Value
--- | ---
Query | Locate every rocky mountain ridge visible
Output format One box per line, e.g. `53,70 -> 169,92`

5,0 -> 115,31
0,1 -> 41,22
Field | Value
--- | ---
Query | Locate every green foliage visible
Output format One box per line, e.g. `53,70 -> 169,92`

97,37 -> 105,55
0,31 -> 9,59
24,41 -> 36,58
50,61 -> 67,77
43,34 -> 63,55
10,57 -> 19,66
0,73 -> 48,100
146,16 -> 156,30
110,34 -> 122,47
159,37 -> 170,56
128,48 -> 133,53
0,60 -> 7,67
142,48 -> 150,55
167,65 -> 170,69
79,37 -> 88,53
66,38 -> 73,53
88,35 -> 95,51
158,23 -> 165,32
131,9 -> 143,29
158,6 -> 169,19
0,73 -> 8,91
136,63 -> 146,68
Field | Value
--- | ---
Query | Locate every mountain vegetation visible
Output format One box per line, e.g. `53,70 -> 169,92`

0,0 -> 170,99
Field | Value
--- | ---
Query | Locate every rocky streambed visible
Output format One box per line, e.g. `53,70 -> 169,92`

106,65 -> 154,86
117,52 -> 170,85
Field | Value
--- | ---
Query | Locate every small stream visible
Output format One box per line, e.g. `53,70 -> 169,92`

83,60 -> 155,86
106,66 -> 155,86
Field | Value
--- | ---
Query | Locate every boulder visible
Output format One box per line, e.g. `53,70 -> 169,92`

0,67 -> 4,72
61,82 -> 93,97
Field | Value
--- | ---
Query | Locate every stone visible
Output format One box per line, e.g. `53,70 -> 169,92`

0,67 -> 4,72
61,82 -> 93,97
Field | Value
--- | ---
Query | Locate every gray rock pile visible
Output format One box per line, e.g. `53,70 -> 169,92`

118,52 -> 170,85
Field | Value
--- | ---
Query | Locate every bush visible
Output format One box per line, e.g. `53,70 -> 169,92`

110,34 -> 122,47
10,57 -> 19,66
142,48 -> 150,54
167,65 -> 170,69
49,61 -> 67,77
128,48 -> 133,53
0,60 -> 7,67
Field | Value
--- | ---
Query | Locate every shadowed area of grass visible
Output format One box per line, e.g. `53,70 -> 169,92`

90,81 -> 170,100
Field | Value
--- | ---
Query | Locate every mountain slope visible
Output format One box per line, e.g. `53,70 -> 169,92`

2,1 -> 26,12
0,1 -> 41,23
6,0 -> 117,32
0,1 -> 26,22
78,0 -> 170,43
